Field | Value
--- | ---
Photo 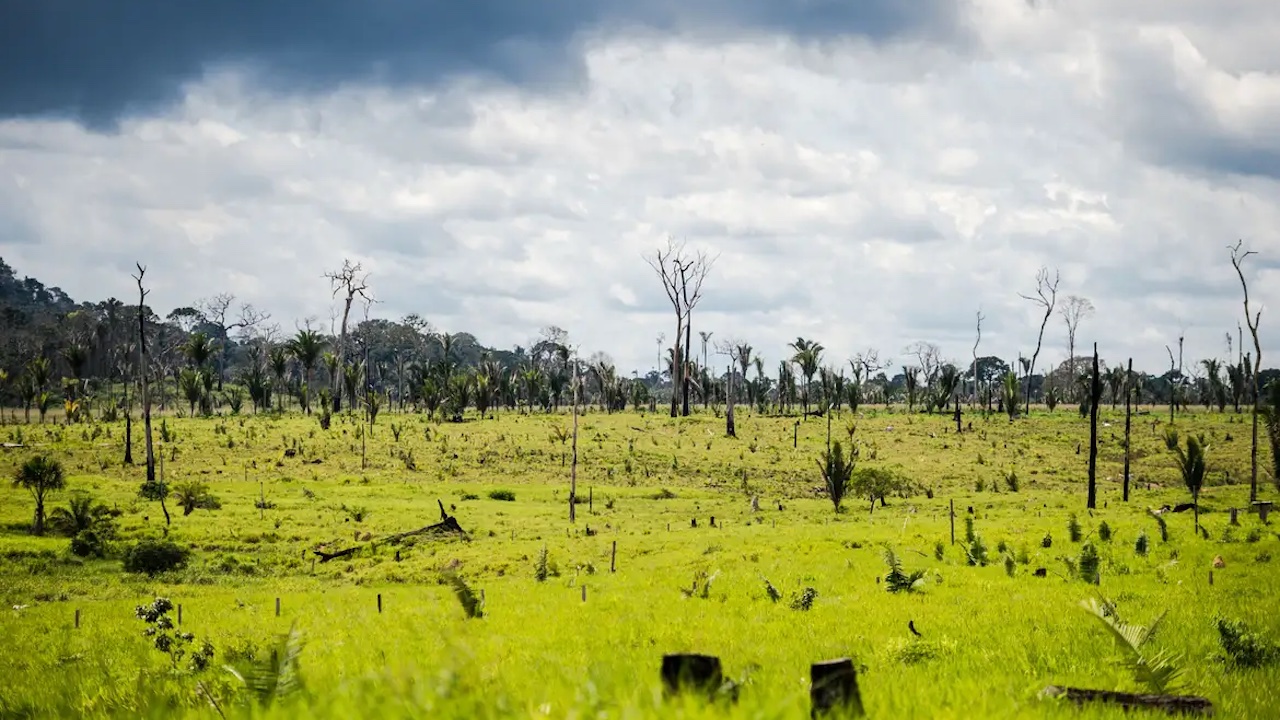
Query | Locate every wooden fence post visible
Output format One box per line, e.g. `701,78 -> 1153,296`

275,597 -> 281,617
611,540 -> 617,573
950,499 -> 955,545
177,604 -> 182,625
581,585 -> 587,602
377,593 -> 383,613
811,658 -> 864,718
74,609 -> 80,629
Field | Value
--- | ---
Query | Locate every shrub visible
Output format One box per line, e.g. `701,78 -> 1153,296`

1079,543 -> 1100,584
488,490 -> 516,502
1215,616 -> 1278,668
70,528 -> 109,558
1041,532 -> 1053,549
172,481 -> 220,516
1098,521 -> 1112,542
1068,514 -> 1083,542
966,536 -> 989,567
123,539 -> 189,575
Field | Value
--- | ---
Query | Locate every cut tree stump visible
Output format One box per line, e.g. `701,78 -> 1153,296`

661,654 -> 722,697
1041,686 -> 1213,715
810,658 -> 864,718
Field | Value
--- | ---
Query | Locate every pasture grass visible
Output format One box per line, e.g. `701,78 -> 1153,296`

1,404 -> 1278,718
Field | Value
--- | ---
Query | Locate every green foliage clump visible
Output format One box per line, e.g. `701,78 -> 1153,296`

1068,513 -> 1082,543
1098,521 -> 1112,542
123,539 -> 189,576
172,481 -> 220,516
1215,616 -> 1279,668
227,625 -> 307,708
789,587 -> 818,611
443,572 -> 484,618
966,536 -> 989,567
818,440 -> 856,512
1041,532 -> 1053,549
1078,543 -> 1100,584
134,597 -> 214,672
1135,530 -> 1149,556
964,516 -> 976,544
1004,470 -> 1019,492
882,546 -> 926,593
488,490 -> 516,502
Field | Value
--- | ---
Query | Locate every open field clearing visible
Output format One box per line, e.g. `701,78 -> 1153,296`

2,406 -> 1277,718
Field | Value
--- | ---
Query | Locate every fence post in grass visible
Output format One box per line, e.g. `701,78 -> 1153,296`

661,654 -> 723,698
581,585 -> 587,602
810,658 -> 864,718
794,421 -> 799,448
611,540 -> 617,573
950,499 -> 955,545
377,593 -> 383,613
259,482 -> 265,521
1230,508 -> 1239,526
177,604 -> 182,625
275,598 -> 281,617
74,608 -> 80,629
589,487 -> 593,513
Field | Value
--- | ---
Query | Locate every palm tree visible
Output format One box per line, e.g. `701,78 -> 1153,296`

1201,359 -> 1227,412
1262,380 -> 1280,493
323,351 -> 340,404
343,362 -> 365,412
287,329 -> 327,414
903,366 -> 920,413
789,338 -> 824,416
269,346 -> 289,412
48,491 -> 111,536
183,331 -> 216,369
1165,429 -> 1207,531
1106,367 -> 1126,409
179,368 -> 204,417
12,455 -> 66,535
819,440 -> 857,513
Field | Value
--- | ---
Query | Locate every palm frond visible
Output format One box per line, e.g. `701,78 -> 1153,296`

1079,598 -> 1184,693
443,571 -> 484,618
225,623 -> 305,707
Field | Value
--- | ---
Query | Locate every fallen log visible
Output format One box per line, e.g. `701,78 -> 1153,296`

1041,686 -> 1213,715
382,499 -> 469,544
314,546 -> 359,563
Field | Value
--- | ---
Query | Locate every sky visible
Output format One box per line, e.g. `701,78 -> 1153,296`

2,0 -> 1279,377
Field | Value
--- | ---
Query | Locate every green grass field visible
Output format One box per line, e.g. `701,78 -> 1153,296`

1,404 -> 1278,718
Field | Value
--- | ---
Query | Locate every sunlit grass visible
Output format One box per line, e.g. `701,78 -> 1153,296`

0,404 -> 1277,717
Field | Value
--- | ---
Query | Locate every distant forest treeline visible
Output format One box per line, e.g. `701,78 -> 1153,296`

1,256 -> 1275,420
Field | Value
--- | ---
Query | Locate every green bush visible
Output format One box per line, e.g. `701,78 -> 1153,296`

488,490 -> 516,502
123,539 -> 189,576
70,528 -> 108,558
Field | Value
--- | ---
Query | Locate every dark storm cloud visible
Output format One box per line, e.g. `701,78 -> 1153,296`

0,0 -> 961,128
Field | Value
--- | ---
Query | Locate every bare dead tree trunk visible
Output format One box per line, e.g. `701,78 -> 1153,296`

133,264 -> 155,486
1060,296 -> 1094,401
971,310 -> 983,408
725,362 -> 736,437
1230,240 -> 1264,502
1123,357 -> 1132,502
647,239 -> 714,418
1020,267 -> 1060,415
326,260 -> 371,413
1087,344 -> 1100,509
570,360 -> 580,523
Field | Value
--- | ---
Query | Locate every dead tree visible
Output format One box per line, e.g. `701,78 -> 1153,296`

646,239 -> 714,417
718,340 -> 746,438
971,310 -> 984,408
318,500 -> 467,562
325,260 -> 371,412
1019,267 -> 1060,415
1230,240 -> 1264,502
570,354 -> 580,523
1123,358 -> 1133,502
132,265 -> 156,486
1087,344 -> 1101,509
1059,295 -> 1093,401
199,293 -> 269,390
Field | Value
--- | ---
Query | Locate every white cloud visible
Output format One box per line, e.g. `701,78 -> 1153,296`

2,0 -> 1279,375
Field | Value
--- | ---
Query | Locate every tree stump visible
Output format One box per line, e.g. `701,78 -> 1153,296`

661,654 -> 722,697
1230,508 -> 1239,526
810,658 -> 864,718
1253,501 -> 1272,523
1041,686 -> 1213,715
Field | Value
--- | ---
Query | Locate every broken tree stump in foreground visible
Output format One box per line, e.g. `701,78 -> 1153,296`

811,658 -> 864,718
661,654 -> 722,697
1041,686 -> 1213,715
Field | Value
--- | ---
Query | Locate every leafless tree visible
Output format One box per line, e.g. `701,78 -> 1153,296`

199,293 -> 270,390
326,260 -> 372,412
1059,295 -> 1094,400
132,264 -> 169,524
905,341 -> 942,388
971,310 -> 985,408
1019,266 -> 1060,415
1230,240 -> 1265,502
717,339 -> 746,437
645,238 -> 715,417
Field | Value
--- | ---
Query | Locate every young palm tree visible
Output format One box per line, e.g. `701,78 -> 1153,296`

48,491 -> 112,536
1106,367 -> 1126,409
12,455 -> 66,535
819,440 -> 857,513
1164,429 -> 1208,531
287,329 -> 327,414
179,368 -> 204,417
1200,359 -> 1227,412
269,346 -> 289,412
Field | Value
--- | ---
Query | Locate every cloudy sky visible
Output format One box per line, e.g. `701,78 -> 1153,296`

2,0 -> 1279,376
